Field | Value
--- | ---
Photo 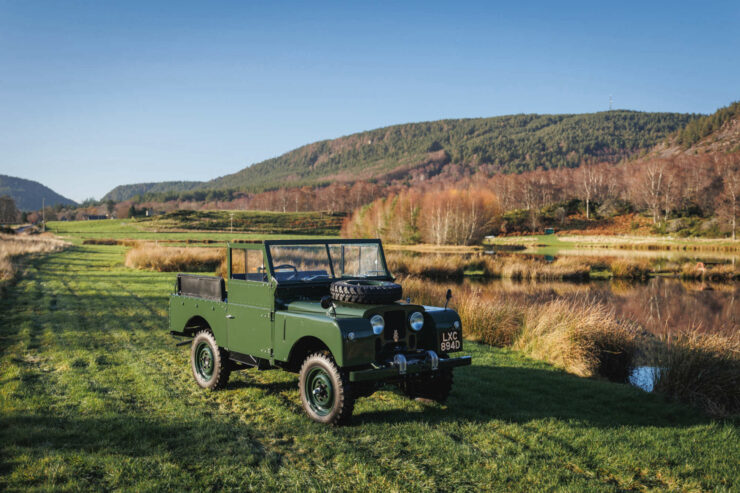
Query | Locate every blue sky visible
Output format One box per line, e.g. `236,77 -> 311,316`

1,1 -> 738,202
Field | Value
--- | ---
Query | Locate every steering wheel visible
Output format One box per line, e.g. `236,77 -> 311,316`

273,264 -> 298,280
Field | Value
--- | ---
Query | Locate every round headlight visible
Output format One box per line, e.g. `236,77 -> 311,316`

370,314 -> 385,335
409,311 -> 424,331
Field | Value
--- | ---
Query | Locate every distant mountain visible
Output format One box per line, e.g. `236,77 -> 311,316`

201,110 -> 697,192
102,181 -> 203,202
0,174 -> 77,211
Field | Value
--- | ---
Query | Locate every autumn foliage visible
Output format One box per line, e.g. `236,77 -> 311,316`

342,188 -> 502,245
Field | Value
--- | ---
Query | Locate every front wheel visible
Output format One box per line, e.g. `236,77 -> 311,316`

299,352 -> 355,425
190,330 -> 231,390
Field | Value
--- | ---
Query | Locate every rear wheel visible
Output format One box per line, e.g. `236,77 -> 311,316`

190,330 -> 231,390
399,368 -> 454,403
299,352 -> 354,425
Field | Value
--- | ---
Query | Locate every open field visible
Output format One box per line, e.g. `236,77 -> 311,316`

47,218 -> 337,245
1,243 -> 738,491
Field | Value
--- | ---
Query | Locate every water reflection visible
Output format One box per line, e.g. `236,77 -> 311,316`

459,277 -> 738,336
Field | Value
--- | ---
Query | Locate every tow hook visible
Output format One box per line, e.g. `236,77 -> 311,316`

393,354 -> 407,375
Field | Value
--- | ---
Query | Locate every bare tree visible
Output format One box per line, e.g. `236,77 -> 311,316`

715,153 -> 740,240
0,196 -> 19,224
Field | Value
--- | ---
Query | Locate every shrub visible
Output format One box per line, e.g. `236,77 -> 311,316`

652,331 -> 740,417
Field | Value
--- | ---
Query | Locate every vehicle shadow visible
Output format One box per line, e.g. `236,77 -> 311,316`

353,363 -> 709,429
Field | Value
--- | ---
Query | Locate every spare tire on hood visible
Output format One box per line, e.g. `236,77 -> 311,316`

329,280 -> 402,305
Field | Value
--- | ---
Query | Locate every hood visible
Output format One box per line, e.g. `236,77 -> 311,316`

283,300 -> 424,318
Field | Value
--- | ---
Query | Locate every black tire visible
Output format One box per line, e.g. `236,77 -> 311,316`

299,352 -> 355,425
190,330 -> 231,390
399,368 -> 454,403
329,280 -> 402,305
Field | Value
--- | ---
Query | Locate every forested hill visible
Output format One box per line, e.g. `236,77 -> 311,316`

0,174 -> 77,211
102,181 -> 203,202
652,101 -> 740,157
203,110 -> 696,192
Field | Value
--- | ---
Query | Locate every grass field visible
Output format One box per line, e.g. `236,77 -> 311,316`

47,218 -> 336,245
1,242 -> 738,490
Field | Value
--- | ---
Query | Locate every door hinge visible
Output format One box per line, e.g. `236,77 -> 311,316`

270,311 -> 275,322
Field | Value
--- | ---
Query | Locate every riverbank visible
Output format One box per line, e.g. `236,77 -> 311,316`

386,250 -> 739,281
401,277 -> 740,417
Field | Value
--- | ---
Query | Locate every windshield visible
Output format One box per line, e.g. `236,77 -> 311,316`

268,242 -> 389,282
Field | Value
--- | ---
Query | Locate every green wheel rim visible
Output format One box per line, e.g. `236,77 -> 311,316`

305,367 -> 334,416
195,342 -> 215,380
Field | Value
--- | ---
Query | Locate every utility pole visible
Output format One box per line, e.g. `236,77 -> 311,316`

42,198 -> 45,232
230,212 -> 234,233
609,95 -> 613,111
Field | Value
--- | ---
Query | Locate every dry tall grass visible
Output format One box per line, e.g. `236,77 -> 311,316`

401,278 -> 638,380
125,245 -> 225,272
481,255 -> 592,281
514,299 -> 639,381
0,233 -> 68,281
652,331 -> 740,417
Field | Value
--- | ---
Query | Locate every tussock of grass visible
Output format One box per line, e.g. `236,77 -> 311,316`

653,331 -> 740,417
515,299 -> 639,381
482,255 -> 591,281
386,253 -> 467,279
680,262 -> 738,281
607,258 -> 653,279
402,278 -> 637,380
0,233 -> 68,281
124,245 -> 224,272
83,238 -> 141,246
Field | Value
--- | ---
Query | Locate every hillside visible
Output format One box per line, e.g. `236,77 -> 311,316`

652,101 -> 740,157
102,181 -> 203,202
0,174 -> 77,211
202,110 -> 696,192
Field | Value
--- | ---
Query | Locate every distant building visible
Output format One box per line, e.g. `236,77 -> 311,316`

83,214 -> 108,220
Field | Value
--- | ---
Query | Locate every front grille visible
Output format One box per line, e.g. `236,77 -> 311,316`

383,310 -> 407,341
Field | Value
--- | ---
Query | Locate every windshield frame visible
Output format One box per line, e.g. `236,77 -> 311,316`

264,239 -> 392,284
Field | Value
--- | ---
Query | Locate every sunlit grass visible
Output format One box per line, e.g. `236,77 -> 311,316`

1,245 -> 738,490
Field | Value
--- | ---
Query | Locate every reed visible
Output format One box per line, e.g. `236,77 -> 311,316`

607,258 -> 653,279
402,278 -> 638,380
0,233 -> 68,281
386,253 -> 468,279
651,331 -> 740,417
679,262 -> 738,281
515,298 -> 639,381
124,245 -> 224,272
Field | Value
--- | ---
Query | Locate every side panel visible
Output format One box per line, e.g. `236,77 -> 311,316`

226,280 -> 274,358
273,312 -> 350,367
169,294 -> 228,345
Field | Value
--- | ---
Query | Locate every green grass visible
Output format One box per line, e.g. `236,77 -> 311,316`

47,218 -> 337,245
1,244 -> 738,490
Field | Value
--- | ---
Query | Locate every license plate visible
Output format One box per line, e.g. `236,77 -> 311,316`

439,330 -> 461,352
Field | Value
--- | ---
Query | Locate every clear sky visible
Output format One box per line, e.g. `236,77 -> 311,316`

1,0 -> 738,202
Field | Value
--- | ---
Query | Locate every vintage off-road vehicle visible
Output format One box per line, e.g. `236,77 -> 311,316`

169,239 -> 471,425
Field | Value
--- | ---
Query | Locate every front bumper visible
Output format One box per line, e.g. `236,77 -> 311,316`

348,353 -> 472,382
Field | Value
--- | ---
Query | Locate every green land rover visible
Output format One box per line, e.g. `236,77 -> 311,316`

169,239 -> 471,425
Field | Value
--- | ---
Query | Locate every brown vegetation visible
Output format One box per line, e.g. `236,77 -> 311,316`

0,233 -> 68,281
402,278 -> 638,381
124,245 -> 224,272
652,331 -> 740,417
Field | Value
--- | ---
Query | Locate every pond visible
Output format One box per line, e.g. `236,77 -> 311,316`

426,275 -> 738,392
458,276 -> 738,337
